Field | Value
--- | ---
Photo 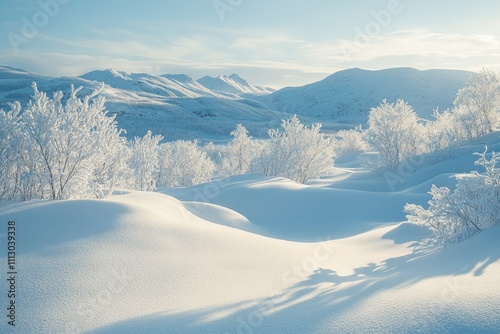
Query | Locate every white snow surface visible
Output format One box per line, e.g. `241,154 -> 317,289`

197,74 -> 276,96
1,134 -> 499,333
0,66 -> 473,142
263,67 -> 474,124
0,66 -> 289,142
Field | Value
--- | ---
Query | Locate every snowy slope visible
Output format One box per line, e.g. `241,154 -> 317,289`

0,66 -> 304,142
264,68 -> 474,124
0,66 -> 474,142
198,74 -> 276,96
1,133 -> 499,333
81,69 -> 224,99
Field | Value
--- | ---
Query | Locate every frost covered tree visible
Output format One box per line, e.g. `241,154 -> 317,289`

89,132 -> 132,199
0,83 -> 130,200
0,102 -> 23,200
365,99 -> 424,171
221,124 -> 256,176
405,147 -> 500,245
129,130 -> 163,192
255,115 -> 334,183
20,83 -> 128,199
425,108 -> 460,152
158,140 -> 215,187
454,69 -> 500,137
331,125 -> 368,158
423,69 -> 500,153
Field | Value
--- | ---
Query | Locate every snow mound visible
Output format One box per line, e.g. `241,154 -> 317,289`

1,188 -> 499,333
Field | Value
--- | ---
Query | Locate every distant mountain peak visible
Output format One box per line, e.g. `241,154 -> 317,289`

197,74 -> 274,96
264,67 -> 474,120
161,74 -> 194,83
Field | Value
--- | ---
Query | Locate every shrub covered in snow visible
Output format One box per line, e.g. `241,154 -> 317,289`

331,126 -> 368,158
427,69 -> 500,149
365,99 -> 426,172
220,124 -> 257,176
158,140 -> 215,187
0,83 -> 131,200
129,130 -> 163,192
254,115 -> 334,183
405,147 -> 500,245
454,69 -> 500,138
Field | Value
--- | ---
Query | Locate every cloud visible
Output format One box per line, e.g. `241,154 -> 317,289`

338,29 -> 500,64
2,27 -> 500,88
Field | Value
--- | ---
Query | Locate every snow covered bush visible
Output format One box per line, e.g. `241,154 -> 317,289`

221,124 -> 258,176
255,115 -> 334,183
453,69 -> 500,138
421,69 -> 500,157
19,83 -> 130,199
158,140 -> 215,187
202,142 -> 225,176
365,99 -> 425,172
331,126 -> 368,158
0,102 -> 23,200
88,133 -> 132,199
129,130 -> 163,191
0,83 -> 131,200
425,108 -> 460,152
405,147 -> 500,245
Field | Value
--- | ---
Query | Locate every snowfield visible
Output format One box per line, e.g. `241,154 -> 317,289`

1,133 -> 499,333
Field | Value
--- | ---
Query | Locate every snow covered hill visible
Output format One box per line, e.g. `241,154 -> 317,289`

264,68 -> 474,124
1,132 -> 499,333
198,73 -> 276,97
0,66 -> 474,142
81,69 -> 224,99
0,66 -> 296,142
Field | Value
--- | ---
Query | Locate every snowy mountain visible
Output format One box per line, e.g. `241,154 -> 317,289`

198,73 -> 276,96
0,66 -> 297,142
264,68 -> 474,124
81,69 -> 224,99
0,66 -> 474,141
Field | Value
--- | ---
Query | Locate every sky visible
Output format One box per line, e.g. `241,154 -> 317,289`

1,0 -> 500,88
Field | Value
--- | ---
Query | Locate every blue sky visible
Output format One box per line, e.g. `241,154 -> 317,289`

1,0 -> 500,88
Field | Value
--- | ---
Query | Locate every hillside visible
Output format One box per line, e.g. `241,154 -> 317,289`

263,68 -> 474,124
198,73 -> 276,96
81,69 -> 224,99
0,66 -> 295,142
0,66 -> 475,141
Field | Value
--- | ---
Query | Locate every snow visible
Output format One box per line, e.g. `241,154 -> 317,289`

0,66 -> 301,142
81,69 -> 223,99
1,66 -> 474,142
197,74 -> 276,96
1,133 -> 499,333
263,67 -> 474,123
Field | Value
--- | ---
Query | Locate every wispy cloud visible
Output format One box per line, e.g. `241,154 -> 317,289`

339,29 -> 500,62
4,27 -> 500,88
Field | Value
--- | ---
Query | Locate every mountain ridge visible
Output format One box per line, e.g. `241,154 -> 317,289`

0,65 -> 475,141
264,67 -> 474,121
